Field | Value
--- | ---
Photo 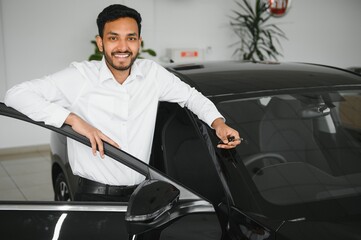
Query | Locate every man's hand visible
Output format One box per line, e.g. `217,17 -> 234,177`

211,118 -> 241,149
65,113 -> 120,158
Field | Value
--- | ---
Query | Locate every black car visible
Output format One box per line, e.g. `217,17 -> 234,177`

2,61 -> 361,239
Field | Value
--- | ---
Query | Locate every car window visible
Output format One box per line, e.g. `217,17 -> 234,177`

216,90 -> 361,211
155,103 -> 224,204
0,102 -> 208,202
0,114 -> 146,202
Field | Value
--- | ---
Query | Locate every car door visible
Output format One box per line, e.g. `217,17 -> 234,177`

0,102 -> 221,240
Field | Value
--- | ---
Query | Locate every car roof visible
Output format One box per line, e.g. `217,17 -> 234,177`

167,61 -> 361,99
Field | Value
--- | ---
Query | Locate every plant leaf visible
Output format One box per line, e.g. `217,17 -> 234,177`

230,0 -> 286,61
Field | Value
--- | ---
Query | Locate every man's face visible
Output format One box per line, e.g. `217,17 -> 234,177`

96,17 -> 141,72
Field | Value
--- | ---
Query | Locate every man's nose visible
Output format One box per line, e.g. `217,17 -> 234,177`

116,39 -> 128,52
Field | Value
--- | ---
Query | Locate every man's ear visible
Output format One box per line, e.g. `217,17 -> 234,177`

138,36 -> 143,53
95,35 -> 103,52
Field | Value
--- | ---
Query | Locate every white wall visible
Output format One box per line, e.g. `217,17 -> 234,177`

1,0 -> 361,149
274,0 -> 361,68
153,0 -> 236,61
0,0 -> 6,100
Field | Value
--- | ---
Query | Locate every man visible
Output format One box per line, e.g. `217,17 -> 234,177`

4,4 -> 240,201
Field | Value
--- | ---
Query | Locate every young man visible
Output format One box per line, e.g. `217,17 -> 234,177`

4,4 -> 240,201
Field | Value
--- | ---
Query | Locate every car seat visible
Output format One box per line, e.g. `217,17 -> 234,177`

161,109 -> 224,205
257,97 -> 331,172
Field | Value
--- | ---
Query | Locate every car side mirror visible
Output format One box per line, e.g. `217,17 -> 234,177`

125,179 -> 180,235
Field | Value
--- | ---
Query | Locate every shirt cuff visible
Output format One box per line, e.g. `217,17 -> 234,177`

204,112 -> 225,129
43,104 -> 71,128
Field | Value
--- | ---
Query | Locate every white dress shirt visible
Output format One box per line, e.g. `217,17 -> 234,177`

5,58 -> 223,185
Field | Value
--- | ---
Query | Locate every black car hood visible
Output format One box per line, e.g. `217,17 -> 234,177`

277,217 -> 361,240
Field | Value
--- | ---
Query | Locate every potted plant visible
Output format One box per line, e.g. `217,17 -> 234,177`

230,0 -> 287,61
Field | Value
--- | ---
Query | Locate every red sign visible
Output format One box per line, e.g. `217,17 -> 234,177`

181,51 -> 198,58
267,0 -> 290,17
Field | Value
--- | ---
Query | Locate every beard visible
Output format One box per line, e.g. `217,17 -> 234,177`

103,50 -> 138,71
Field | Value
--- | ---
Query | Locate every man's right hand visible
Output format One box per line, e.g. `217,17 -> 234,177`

65,112 -> 120,158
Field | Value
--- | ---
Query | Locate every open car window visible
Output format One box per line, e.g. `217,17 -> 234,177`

0,117 -> 52,201
0,102 -> 146,202
0,102 -> 206,202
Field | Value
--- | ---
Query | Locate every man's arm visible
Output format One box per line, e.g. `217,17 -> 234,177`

5,67 -> 119,157
5,82 -> 73,129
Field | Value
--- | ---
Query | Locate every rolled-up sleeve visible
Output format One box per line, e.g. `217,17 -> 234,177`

4,65 -> 83,128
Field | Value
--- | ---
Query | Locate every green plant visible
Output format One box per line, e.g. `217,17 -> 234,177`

138,40 -> 157,59
89,40 -> 103,61
88,39 -> 157,61
230,0 -> 287,61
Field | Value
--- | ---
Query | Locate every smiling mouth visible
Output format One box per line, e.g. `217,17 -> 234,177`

112,52 -> 132,59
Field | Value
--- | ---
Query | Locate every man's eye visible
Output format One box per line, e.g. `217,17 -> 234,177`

128,37 -> 137,41
109,37 -> 117,41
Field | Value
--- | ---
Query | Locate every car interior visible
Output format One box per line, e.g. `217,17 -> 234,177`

217,91 -> 361,206
150,102 -> 225,206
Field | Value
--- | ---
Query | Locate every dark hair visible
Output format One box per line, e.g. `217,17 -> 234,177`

96,4 -> 142,38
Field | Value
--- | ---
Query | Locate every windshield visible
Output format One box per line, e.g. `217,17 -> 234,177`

217,90 -> 361,214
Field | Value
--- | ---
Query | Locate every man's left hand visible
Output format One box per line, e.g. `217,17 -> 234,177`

211,118 -> 241,149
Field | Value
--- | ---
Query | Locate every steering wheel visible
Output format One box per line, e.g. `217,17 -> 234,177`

243,152 -> 287,167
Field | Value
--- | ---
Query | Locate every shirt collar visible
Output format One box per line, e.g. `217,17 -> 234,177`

99,58 -> 144,84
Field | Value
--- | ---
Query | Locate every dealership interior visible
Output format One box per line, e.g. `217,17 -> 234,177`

1,0 -> 361,201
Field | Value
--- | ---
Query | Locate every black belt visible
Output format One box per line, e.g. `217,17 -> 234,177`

78,177 -> 138,196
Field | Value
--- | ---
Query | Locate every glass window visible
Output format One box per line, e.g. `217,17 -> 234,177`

159,104 -> 224,204
217,90 -> 361,206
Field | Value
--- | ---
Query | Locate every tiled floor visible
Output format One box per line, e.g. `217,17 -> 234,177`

0,149 -> 54,201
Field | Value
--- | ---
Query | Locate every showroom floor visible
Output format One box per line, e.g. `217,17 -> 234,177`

0,149 -> 53,201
